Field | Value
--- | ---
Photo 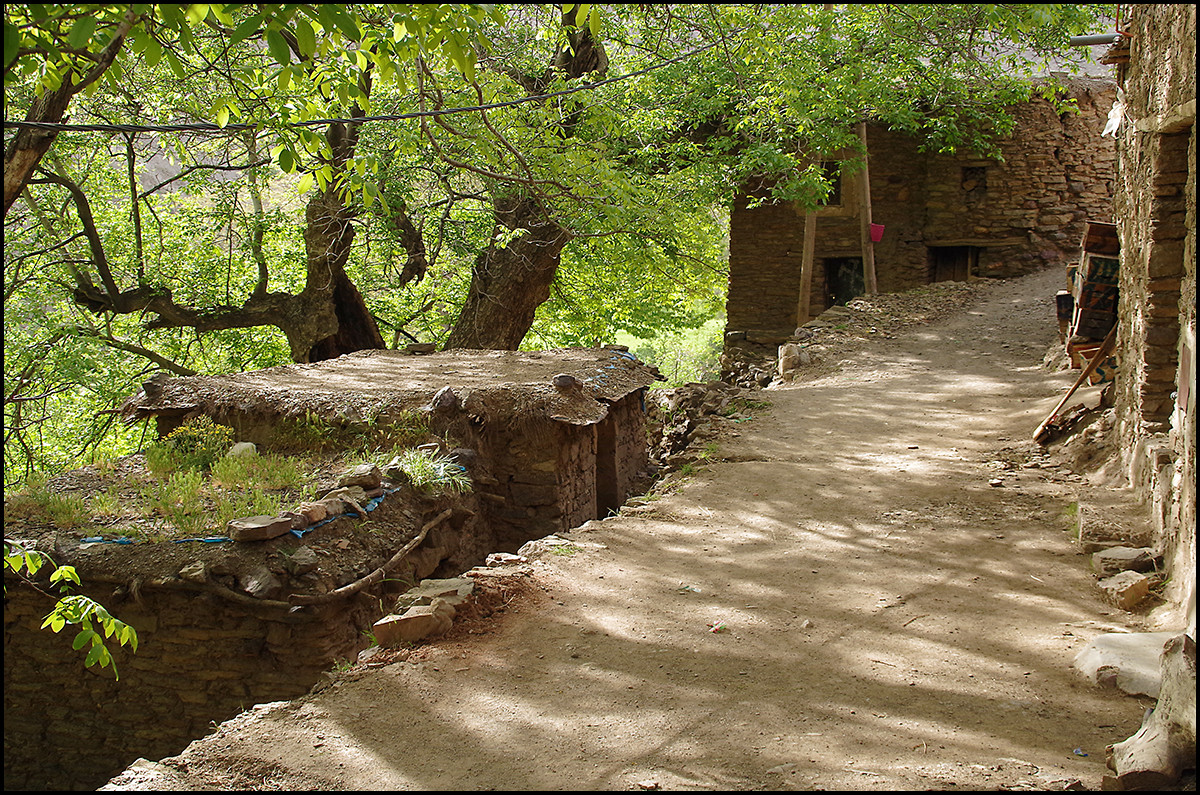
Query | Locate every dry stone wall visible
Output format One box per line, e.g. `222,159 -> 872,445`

452,390 -> 650,547
3,490 -> 489,792
1110,3 -> 1196,635
6,573 -> 372,790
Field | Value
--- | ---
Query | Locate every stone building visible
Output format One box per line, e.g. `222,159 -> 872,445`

724,75 -> 1118,359
1079,5 -> 1195,787
1108,4 -> 1196,638
4,346 -> 660,790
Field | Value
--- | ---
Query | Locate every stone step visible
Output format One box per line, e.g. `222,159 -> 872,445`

1076,494 -> 1154,553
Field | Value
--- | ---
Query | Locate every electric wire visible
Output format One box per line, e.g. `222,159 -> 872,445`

5,33 -> 734,136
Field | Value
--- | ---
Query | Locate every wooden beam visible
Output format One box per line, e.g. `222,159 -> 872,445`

1033,324 -> 1118,443
857,122 -> 878,295
797,211 -> 817,326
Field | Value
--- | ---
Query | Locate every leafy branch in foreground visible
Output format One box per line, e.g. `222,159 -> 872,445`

3,538 -> 138,679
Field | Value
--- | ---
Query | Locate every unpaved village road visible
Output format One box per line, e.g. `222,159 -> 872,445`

108,267 -> 1154,791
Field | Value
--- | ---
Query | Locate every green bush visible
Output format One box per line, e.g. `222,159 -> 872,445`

146,416 -> 234,473
391,447 -> 472,495
621,316 -> 725,387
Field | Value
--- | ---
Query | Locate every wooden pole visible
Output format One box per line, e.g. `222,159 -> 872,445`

797,210 -> 817,326
857,121 -> 878,295
1032,324 -> 1118,442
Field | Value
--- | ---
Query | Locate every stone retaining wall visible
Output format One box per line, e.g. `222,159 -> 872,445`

1111,3 -> 1196,634
3,498 -> 478,791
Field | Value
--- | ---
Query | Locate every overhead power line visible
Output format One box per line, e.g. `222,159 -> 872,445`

6,35 -> 731,136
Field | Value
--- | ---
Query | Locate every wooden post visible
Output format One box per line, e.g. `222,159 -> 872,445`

857,121 -> 878,295
796,210 -> 817,326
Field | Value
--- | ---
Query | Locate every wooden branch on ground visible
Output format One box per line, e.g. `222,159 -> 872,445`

289,509 -> 453,606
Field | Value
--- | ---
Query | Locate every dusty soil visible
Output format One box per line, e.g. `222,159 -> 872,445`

105,267 -> 1163,791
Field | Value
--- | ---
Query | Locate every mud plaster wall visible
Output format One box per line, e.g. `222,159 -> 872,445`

1112,3 -> 1196,634
3,499 -> 482,791
725,79 -> 1117,341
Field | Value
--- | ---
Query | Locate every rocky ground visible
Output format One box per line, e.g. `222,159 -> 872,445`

104,267 -> 1181,791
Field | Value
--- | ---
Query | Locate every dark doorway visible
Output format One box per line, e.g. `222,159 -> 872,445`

929,246 -> 978,282
595,415 -> 620,517
823,257 -> 865,307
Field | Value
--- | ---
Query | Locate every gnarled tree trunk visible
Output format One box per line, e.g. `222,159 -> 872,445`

441,6 -> 604,351
298,187 -> 386,362
443,196 -> 572,350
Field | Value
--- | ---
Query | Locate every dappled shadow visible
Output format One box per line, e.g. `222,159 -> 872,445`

162,271 -> 1149,790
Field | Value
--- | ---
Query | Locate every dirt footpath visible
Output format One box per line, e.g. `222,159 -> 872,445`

107,267 -> 1155,791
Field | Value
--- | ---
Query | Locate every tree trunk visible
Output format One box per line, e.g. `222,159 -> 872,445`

3,10 -> 140,217
443,196 -> 572,350
296,187 -> 386,363
305,268 -> 386,362
4,86 -> 74,217
1105,633 -> 1197,789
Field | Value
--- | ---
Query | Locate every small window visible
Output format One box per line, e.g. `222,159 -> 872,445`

819,161 -> 842,207
961,166 -> 987,202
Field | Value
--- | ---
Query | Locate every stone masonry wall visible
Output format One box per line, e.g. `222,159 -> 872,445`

3,496 -> 482,791
725,195 -> 806,340
1111,3 -> 1196,634
462,391 -> 649,550
725,78 -> 1117,345
5,575 -> 374,790
611,391 -> 651,508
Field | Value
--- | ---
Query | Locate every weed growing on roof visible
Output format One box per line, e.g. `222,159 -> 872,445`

269,409 -> 433,454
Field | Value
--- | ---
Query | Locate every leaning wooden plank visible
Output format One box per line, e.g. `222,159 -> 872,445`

1033,324 -> 1117,443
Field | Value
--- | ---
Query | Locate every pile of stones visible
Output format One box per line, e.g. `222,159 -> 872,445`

1075,499 -> 1162,612
646,380 -> 747,468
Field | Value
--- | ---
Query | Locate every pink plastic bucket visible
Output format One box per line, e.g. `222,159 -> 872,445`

869,223 -> 885,243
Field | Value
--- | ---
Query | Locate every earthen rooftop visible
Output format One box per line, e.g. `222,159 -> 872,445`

120,347 -> 663,429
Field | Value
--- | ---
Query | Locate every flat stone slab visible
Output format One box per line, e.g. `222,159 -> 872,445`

1073,631 -> 1179,698
393,578 -> 475,611
373,598 -> 456,647
1098,570 -> 1153,610
228,515 -> 293,542
1092,546 -> 1158,575
338,464 -> 382,489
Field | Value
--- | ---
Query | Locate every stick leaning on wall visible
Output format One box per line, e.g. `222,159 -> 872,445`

1033,324 -> 1118,444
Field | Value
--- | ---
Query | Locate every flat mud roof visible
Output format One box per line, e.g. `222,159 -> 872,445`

120,347 -> 662,428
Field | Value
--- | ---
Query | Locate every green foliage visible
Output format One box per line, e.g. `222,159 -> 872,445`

390,447 -> 472,496
143,469 -> 207,537
210,451 -> 304,492
145,416 -> 235,473
2,2 -> 1109,490
14,474 -> 92,529
141,452 -> 297,538
621,317 -> 725,387
3,538 -> 138,680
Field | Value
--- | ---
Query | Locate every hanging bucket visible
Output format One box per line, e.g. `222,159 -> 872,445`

869,223 -> 885,243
